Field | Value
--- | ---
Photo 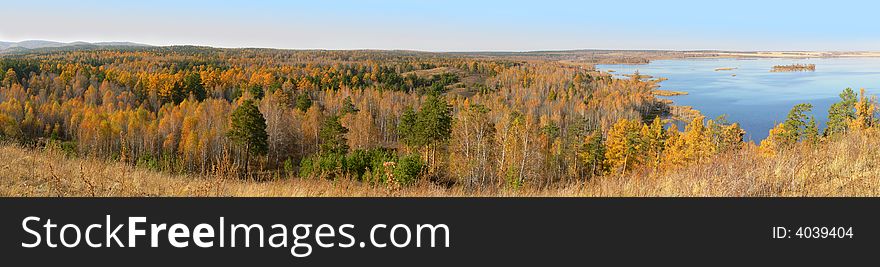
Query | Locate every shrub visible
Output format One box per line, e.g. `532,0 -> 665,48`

346,148 -> 395,181
298,157 -> 314,178
297,149 -> 426,186
392,154 -> 424,186
283,157 -> 296,176
136,154 -> 160,171
299,152 -> 346,178
59,141 -> 78,158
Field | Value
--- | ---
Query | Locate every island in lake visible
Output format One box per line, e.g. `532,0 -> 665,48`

653,89 -> 688,96
771,63 -> 816,72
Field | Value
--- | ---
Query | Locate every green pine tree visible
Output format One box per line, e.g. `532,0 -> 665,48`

398,106 -> 421,150
579,131 -> 606,177
824,88 -> 857,137
295,92 -> 313,112
805,115 -> 820,144
416,93 -> 452,167
779,103 -> 813,144
249,85 -> 265,100
319,114 -> 349,154
227,99 -> 268,175
341,96 -> 359,114
183,73 -> 206,101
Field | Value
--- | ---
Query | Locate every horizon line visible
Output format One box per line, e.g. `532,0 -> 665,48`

2,39 -> 879,54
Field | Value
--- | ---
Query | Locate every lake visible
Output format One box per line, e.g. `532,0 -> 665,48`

597,57 -> 880,141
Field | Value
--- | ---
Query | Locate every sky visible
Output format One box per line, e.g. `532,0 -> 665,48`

1,0 -> 878,52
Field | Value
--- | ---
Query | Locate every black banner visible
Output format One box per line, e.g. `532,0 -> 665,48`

0,198 -> 876,266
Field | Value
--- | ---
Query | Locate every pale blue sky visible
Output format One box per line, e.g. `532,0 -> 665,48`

1,0 -> 878,51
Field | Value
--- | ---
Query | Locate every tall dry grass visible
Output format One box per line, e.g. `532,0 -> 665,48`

586,132 -> 880,196
2,132 -> 879,197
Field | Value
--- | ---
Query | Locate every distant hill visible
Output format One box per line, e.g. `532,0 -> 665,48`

0,40 -> 151,53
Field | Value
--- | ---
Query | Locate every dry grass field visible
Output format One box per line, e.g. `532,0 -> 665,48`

2,131 -> 878,197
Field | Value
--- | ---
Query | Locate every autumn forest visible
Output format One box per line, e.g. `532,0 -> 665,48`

1,46 -> 879,196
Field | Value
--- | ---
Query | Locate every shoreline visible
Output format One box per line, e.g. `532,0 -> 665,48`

586,51 -> 880,67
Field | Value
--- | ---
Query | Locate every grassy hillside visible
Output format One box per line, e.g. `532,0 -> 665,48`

592,132 -> 880,196
3,130 -> 878,197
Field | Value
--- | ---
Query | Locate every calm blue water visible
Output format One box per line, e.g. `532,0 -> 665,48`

597,58 -> 880,141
